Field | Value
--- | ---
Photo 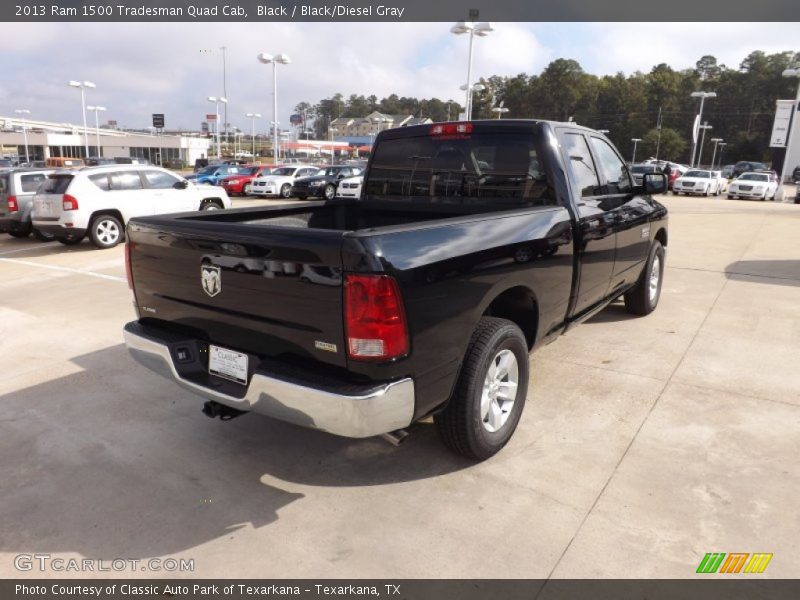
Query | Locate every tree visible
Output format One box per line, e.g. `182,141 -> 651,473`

639,127 -> 686,162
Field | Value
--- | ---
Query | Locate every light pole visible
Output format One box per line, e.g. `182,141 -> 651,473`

459,83 -> 486,120
207,96 -> 227,159
220,46 -> 228,146
451,21 -> 493,121
68,80 -> 96,158
631,138 -> 642,164
716,143 -> 727,169
86,106 -> 106,157
329,126 -> 338,165
778,68 -> 800,193
14,109 -> 30,164
689,91 -> 716,167
246,112 -> 262,160
709,138 -> 723,171
257,53 -> 291,165
697,122 -> 712,168
492,104 -> 509,119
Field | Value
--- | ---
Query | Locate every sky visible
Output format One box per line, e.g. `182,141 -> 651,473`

1,22 -> 797,134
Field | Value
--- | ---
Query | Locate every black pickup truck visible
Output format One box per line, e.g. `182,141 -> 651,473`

123,120 -> 668,460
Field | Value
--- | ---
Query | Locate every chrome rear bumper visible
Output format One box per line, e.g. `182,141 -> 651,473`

123,322 -> 414,438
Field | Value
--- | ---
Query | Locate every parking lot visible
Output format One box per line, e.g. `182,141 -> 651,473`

1,192 -> 798,579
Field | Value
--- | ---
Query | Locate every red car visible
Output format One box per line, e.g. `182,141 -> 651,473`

220,165 -> 274,196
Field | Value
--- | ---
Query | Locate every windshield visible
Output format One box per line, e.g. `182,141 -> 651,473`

42,175 -> 73,194
271,167 -> 296,176
739,173 -> 768,181
684,170 -> 711,178
364,130 -> 556,207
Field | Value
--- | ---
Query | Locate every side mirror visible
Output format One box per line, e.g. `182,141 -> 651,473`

643,172 -> 667,195
173,180 -> 189,189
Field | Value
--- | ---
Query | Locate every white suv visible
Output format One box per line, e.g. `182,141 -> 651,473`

32,165 -> 231,248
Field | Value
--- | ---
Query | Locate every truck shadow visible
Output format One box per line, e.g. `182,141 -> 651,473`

725,260 -> 800,288
0,344 -> 471,561
0,239 -> 111,258
585,300 -> 637,324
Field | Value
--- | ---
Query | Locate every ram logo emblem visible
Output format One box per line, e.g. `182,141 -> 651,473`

201,265 -> 222,297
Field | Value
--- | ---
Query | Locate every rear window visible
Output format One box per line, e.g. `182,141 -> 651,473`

42,175 -> 73,194
364,131 -> 556,207
20,173 -> 48,192
684,170 -> 711,178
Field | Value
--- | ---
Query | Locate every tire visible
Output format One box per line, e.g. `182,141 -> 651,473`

32,228 -> 55,242
8,230 -> 30,238
624,240 -> 665,316
201,200 -> 223,211
434,317 -> 529,461
323,184 -> 336,200
89,215 -> 123,249
280,184 -> 292,199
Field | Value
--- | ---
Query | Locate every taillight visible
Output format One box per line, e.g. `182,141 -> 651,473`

430,122 -> 473,136
62,194 -> 79,211
7,196 -> 18,212
344,274 -> 408,361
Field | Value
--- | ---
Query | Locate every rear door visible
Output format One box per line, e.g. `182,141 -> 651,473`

587,135 -> 651,287
106,170 -> 152,220
557,129 -> 616,315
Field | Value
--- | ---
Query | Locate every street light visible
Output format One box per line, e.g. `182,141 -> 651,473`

697,122 -> 712,167
709,138 -> 723,171
491,102 -> 509,119
68,80 -> 96,158
689,91 -> 717,167
631,138 -> 642,164
14,109 -> 30,164
716,142 -> 727,169
257,52 -> 291,164
246,112 -> 262,159
459,83 -> 486,119
778,68 -> 800,192
86,106 -> 106,157
451,20 -> 493,121
329,126 -> 338,165
207,96 -> 227,159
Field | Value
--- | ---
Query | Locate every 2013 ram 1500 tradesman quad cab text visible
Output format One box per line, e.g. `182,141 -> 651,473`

123,120 -> 668,460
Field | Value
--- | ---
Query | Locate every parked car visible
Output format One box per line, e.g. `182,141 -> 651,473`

122,119 -> 668,460
0,168 -> 55,240
220,165 -> 274,196
0,159 -> 14,168
711,170 -> 727,193
31,165 -> 231,249
188,164 -> 244,186
84,157 -> 116,166
727,172 -> 778,201
248,165 -> 321,198
721,164 -> 735,179
732,161 -> 767,178
336,174 -> 364,199
45,157 -> 84,169
672,169 -> 722,196
792,165 -> 800,184
630,164 -> 663,186
292,165 -> 363,200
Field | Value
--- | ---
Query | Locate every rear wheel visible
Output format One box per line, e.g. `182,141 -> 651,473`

434,317 -> 529,461
90,215 -> 123,249
323,184 -> 336,200
624,240 -> 665,316
201,200 -> 223,211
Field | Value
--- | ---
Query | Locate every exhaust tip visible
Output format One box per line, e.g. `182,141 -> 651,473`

381,429 -> 409,447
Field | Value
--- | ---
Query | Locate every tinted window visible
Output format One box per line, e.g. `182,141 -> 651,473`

20,173 -> 48,192
88,173 -> 111,191
589,137 -> 633,194
365,132 -> 556,206
109,172 -> 144,190
0,175 -> 8,193
42,175 -> 73,194
143,170 -> 181,189
684,170 -> 711,178
631,165 -> 655,174
739,174 -> 768,181
563,133 -> 601,197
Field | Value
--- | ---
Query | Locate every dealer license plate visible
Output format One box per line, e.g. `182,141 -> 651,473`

209,345 -> 248,385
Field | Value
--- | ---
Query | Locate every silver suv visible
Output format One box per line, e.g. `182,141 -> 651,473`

0,168 -> 56,240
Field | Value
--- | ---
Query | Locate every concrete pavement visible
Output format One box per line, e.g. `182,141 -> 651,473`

0,194 -> 798,579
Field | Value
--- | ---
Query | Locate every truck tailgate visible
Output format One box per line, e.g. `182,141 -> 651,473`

128,220 -> 348,368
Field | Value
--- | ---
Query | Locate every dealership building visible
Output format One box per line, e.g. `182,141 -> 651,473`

0,115 -> 211,165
